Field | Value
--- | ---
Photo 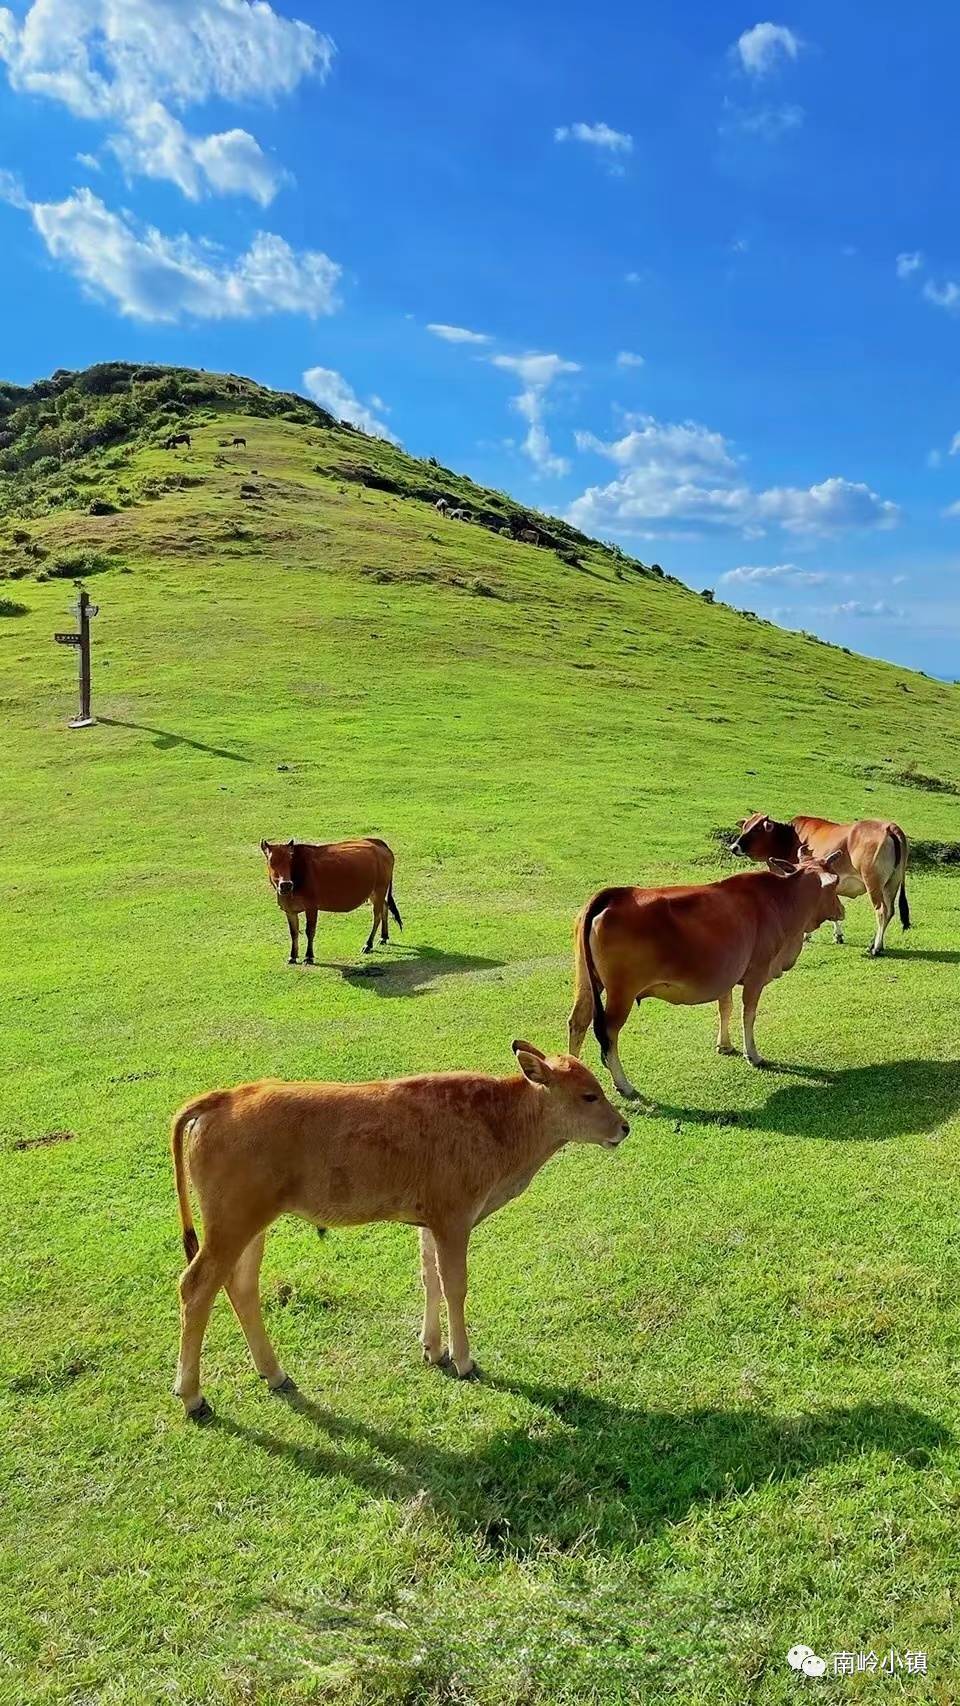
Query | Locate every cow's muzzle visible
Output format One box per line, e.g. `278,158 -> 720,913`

729,840 -> 744,857
277,880 -> 294,895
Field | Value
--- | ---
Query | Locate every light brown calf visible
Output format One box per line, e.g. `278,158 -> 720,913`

260,837 -> 402,963
731,813 -> 910,956
171,1042 -> 629,1420
567,862 -> 843,1101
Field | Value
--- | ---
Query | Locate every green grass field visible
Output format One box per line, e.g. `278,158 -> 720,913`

3,392 -> 960,1704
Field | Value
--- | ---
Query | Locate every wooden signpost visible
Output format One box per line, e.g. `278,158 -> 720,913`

54,582 -> 98,727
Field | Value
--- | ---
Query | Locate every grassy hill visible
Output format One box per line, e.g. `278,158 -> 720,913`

2,366 -> 960,1706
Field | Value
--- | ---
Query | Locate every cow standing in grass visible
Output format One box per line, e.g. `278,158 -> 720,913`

730,813 -> 910,956
567,859 -> 844,1101
170,1041 -> 630,1419
260,838 -> 402,963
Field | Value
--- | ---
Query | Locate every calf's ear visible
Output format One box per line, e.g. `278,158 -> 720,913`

512,1038 -> 546,1060
512,1043 -> 553,1085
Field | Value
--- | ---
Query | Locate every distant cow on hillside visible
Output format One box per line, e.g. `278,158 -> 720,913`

568,860 -> 844,1101
165,432 -> 191,450
730,813 -> 910,956
260,837 -> 402,963
232,436 -> 246,447
518,528 -> 540,545
170,1040 -> 629,1418
435,498 -> 449,515
449,508 -> 468,521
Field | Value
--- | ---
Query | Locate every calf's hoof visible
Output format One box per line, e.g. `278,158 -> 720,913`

186,1397 -> 214,1425
268,1374 -> 298,1396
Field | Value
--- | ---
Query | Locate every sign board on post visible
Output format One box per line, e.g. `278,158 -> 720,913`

54,581 -> 98,728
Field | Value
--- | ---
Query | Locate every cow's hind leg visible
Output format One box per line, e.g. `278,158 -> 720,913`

717,991 -> 736,1055
433,1226 -> 475,1378
304,910 -> 318,966
377,880 -> 390,943
866,873 -> 894,957
222,1231 -> 290,1392
567,983 -> 593,1058
419,1228 -> 446,1367
741,980 -> 769,1068
362,896 -> 380,954
175,1238 -> 244,1420
602,987 -> 655,1108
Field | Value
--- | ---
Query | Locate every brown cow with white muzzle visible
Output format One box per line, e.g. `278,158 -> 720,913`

171,1042 -> 629,1420
567,859 -> 844,1102
730,813 -> 910,956
261,837 -> 401,963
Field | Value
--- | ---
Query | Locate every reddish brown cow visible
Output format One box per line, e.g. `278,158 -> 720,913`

260,837 -> 402,963
730,813 -> 909,956
567,861 -> 844,1101
171,1042 -> 629,1419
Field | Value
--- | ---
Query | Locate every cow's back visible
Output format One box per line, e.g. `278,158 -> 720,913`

292,839 -> 386,910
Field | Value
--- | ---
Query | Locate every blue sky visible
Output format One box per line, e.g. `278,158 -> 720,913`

2,1 -> 960,676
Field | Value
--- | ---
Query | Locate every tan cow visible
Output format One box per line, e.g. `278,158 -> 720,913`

171,1043 -> 629,1420
730,813 -> 910,956
260,837 -> 401,963
567,861 -> 844,1101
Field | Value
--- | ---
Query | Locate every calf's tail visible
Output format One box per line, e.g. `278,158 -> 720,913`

387,881 -> 403,931
576,894 -> 611,1057
890,827 -> 911,930
171,1090 -> 228,1262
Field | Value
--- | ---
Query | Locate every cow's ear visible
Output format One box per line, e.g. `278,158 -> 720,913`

762,817 -> 773,831
260,839 -> 269,854
289,839 -> 295,850
513,1043 -> 552,1085
819,870 -> 840,889
769,857 -> 797,876
824,848 -> 844,868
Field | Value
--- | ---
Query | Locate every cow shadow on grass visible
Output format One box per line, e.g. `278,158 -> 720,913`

214,1381 -> 950,1555
310,946 -> 505,998
659,1057 -> 960,1142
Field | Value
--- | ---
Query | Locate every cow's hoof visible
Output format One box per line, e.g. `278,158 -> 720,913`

187,1397 -> 214,1425
269,1375 -> 298,1396
422,1347 -> 450,1368
304,957 -> 314,968
716,1043 -> 737,1056
746,1055 -> 769,1070
450,1360 -> 479,1381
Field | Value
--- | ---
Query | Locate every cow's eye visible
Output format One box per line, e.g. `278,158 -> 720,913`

582,1093 -> 598,1103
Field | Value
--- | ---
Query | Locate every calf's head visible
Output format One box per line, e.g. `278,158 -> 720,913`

511,1040 -> 630,1148
260,839 -> 296,896
730,812 -> 799,863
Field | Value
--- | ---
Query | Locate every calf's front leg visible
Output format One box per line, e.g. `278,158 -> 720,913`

286,911 -> 299,965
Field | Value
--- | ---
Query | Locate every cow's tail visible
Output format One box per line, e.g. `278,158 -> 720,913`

171,1091 -> 228,1263
575,894 -> 611,1058
890,827 -> 911,930
387,882 -> 403,931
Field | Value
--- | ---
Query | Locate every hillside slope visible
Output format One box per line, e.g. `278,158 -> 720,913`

2,368 -> 960,1706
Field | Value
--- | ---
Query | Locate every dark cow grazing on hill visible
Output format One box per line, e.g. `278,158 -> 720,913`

171,1041 -> 629,1418
260,837 -> 402,963
166,432 -> 191,450
519,528 -> 540,545
567,859 -> 844,1101
232,436 -> 246,447
730,813 -> 910,956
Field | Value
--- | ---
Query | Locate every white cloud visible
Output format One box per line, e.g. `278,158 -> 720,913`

0,165 -> 28,208
735,22 -> 802,75
896,250 -> 924,278
76,150 -> 100,171
722,101 -> 803,140
924,278 -> 960,311
302,367 -> 397,441
569,412 -> 900,538
616,350 -> 645,367
111,104 -> 287,204
555,121 -> 632,154
830,601 -> 899,618
722,563 -> 828,586
22,185 -> 339,321
427,322 -> 489,344
0,0 -> 331,202
492,350 -> 580,477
